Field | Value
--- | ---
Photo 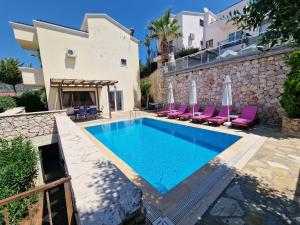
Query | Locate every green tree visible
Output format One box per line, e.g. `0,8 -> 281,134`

141,81 -> 152,108
143,34 -> 152,66
280,51 -> 300,118
229,0 -> 300,49
0,58 -> 23,93
148,9 -> 182,63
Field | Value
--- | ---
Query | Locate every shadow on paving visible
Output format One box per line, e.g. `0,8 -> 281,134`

196,169 -> 300,225
78,160 -> 145,225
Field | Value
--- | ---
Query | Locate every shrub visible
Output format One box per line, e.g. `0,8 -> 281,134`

0,137 -> 38,225
0,96 -> 17,113
140,62 -> 157,78
18,89 -> 47,112
175,47 -> 200,59
280,50 -> 300,118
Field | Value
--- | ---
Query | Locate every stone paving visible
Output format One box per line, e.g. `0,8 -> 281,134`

197,128 -> 300,225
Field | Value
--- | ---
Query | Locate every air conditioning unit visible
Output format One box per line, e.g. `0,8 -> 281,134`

66,49 -> 77,58
189,33 -> 195,40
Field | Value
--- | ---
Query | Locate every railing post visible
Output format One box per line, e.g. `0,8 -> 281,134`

46,191 -> 53,225
4,207 -> 9,225
64,182 -> 74,225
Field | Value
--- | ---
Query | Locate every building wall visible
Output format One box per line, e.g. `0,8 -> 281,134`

156,49 -> 291,125
176,13 -> 204,49
36,18 -> 140,113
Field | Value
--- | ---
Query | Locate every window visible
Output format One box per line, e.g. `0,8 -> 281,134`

199,19 -> 204,27
62,91 -> 96,108
229,32 -> 235,42
229,30 -> 243,42
168,40 -> 174,53
200,41 -> 203,47
206,39 -> 213,48
121,58 -> 127,67
235,30 -> 243,40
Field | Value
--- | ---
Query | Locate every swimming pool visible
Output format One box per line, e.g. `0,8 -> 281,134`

86,118 -> 240,194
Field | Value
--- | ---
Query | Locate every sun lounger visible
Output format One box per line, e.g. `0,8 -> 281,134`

167,105 -> 188,118
156,103 -> 175,117
178,104 -> 201,120
207,106 -> 232,125
191,106 -> 215,123
232,105 -> 257,127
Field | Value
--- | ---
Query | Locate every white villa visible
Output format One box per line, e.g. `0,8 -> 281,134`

158,0 -> 269,56
10,14 -> 140,115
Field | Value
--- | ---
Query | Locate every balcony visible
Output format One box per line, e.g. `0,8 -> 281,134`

9,22 -> 39,50
19,67 -> 45,87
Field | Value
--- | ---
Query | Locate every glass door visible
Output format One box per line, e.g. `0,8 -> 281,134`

109,90 -> 123,112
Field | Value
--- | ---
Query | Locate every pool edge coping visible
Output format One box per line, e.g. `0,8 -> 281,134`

80,116 -> 266,224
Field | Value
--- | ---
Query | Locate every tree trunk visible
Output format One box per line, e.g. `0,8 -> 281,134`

147,47 -> 151,66
12,85 -> 17,94
160,38 -> 169,64
146,92 -> 149,110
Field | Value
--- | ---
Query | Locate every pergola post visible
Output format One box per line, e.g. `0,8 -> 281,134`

58,82 -> 63,110
107,84 -> 112,119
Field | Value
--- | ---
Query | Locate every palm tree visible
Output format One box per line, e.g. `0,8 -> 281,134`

148,9 -> 181,63
28,49 -> 42,68
143,34 -> 152,66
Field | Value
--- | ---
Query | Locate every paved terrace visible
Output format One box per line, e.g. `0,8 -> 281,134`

75,111 -> 299,224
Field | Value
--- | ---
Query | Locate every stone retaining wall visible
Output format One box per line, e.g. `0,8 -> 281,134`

282,116 -> 300,137
157,48 -> 293,124
0,110 -> 66,139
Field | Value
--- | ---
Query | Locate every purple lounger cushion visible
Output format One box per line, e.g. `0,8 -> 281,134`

207,106 -> 232,125
192,106 -> 215,122
167,105 -> 187,118
157,104 -> 175,116
179,104 -> 201,120
232,105 -> 257,126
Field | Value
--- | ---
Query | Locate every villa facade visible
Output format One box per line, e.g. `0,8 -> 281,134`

10,14 -> 140,114
156,0 -> 269,57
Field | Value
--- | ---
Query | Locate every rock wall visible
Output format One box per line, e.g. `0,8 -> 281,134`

157,48 -> 293,124
282,116 -> 300,137
0,110 -> 66,139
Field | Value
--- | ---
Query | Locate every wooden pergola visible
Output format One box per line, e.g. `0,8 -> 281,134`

50,78 -> 118,119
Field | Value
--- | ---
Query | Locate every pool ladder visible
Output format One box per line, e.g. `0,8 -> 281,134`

129,108 -> 141,119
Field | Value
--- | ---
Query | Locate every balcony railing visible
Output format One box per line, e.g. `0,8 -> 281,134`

163,35 -> 264,74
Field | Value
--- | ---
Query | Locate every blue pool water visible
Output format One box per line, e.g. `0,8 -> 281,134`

86,118 -> 240,194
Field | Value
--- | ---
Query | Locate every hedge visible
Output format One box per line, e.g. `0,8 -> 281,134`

0,96 -> 16,113
0,137 -> 38,225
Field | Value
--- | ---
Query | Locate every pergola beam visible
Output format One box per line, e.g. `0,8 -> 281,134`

50,79 -> 118,88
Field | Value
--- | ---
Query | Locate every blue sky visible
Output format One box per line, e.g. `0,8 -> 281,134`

0,0 -> 238,66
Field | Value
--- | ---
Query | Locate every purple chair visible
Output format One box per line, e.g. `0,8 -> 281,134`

192,106 -> 216,123
178,104 -> 201,120
232,105 -> 258,127
167,105 -> 187,119
207,106 -> 232,125
157,103 -> 175,117
167,105 -> 188,118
